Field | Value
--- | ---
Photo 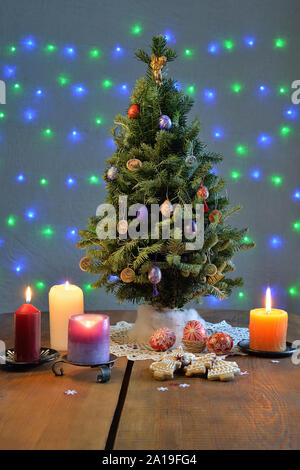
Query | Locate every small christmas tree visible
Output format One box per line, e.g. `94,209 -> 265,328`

78,35 -> 254,309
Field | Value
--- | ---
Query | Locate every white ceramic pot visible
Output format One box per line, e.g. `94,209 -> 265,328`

127,303 -> 206,347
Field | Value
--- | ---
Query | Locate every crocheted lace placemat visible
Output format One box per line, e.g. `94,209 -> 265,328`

110,320 -> 249,361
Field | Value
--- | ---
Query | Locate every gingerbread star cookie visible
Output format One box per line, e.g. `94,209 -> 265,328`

150,358 -> 182,381
207,360 -> 240,382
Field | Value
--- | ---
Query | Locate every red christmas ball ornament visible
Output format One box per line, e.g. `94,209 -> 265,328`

149,328 -> 176,351
197,185 -> 209,199
206,332 -> 233,355
128,104 -> 140,119
183,320 -> 207,342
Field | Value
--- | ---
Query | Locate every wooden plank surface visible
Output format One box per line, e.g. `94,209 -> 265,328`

114,311 -> 300,450
0,311 -> 132,450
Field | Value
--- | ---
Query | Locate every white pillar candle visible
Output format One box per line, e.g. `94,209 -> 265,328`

49,282 -> 84,351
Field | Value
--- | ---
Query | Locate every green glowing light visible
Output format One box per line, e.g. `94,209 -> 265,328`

42,226 -> 54,237
279,86 -> 287,95
131,24 -> 142,35
243,235 -> 252,243
40,178 -> 48,186
36,281 -> 46,290
293,221 -> 300,232
231,82 -> 243,94
274,37 -> 286,49
57,75 -> 70,86
84,283 -> 93,291
184,49 -> 193,56
280,126 -> 291,136
13,82 -> 21,90
95,117 -> 102,125
7,215 -> 16,227
238,291 -> 245,298
9,45 -> 16,53
224,39 -> 234,50
90,48 -> 100,58
45,44 -> 56,53
43,128 -> 53,138
271,175 -> 283,186
187,85 -> 195,95
288,286 -> 298,296
231,170 -> 241,180
89,175 -> 99,184
0,112 -> 5,119
236,144 -> 248,156
102,79 -> 112,88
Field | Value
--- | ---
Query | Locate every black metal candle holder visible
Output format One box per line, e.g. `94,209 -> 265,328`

238,340 -> 298,358
0,347 -> 60,370
51,353 -> 118,383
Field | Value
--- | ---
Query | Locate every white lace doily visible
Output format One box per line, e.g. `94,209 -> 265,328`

110,320 -> 249,361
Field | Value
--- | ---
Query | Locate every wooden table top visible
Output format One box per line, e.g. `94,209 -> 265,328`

0,309 -> 299,450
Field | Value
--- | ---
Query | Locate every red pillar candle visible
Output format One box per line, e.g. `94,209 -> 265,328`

14,287 -> 41,362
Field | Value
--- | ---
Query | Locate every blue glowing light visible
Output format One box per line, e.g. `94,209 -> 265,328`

16,173 -> 25,182
163,30 -> 176,43
23,36 -> 36,50
107,275 -> 120,284
203,89 -> 216,101
258,134 -> 272,147
120,83 -> 129,94
207,42 -> 220,55
67,228 -> 78,238
213,128 -> 223,139
64,46 -> 76,56
35,88 -> 44,97
25,209 -> 36,220
3,65 -> 16,78
14,263 -> 23,273
258,84 -> 270,95
292,190 -> 300,200
174,81 -> 182,91
66,176 -> 76,186
250,169 -> 262,180
284,107 -> 298,119
24,108 -> 36,121
270,236 -> 282,248
73,84 -> 86,96
0,239 -> 4,247
106,137 -> 116,149
114,45 -> 124,55
69,129 -> 82,141
245,37 -> 255,47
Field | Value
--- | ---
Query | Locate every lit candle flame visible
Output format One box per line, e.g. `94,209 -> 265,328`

65,281 -> 70,291
266,286 -> 272,313
25,286 -> 32,303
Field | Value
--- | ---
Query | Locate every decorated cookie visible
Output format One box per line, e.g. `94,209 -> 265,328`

150,358 -> 182,381
206,332 -> 233,355
149,328 -> 176,352
207,360 -> 240,381
167,346 -> 195,367
184,353 -> 216,377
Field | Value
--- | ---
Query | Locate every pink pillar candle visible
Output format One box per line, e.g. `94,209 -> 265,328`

67,314 -> 110,364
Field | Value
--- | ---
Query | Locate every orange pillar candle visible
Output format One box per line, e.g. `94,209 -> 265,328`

249,287 -> 288,352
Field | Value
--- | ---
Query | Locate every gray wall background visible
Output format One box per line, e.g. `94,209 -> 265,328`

0,0 -> 299,314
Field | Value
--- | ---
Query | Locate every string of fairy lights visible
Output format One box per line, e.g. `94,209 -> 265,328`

0,26 -> 299,302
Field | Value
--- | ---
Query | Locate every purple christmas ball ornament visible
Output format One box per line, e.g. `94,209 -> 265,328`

158,114 -> 172,131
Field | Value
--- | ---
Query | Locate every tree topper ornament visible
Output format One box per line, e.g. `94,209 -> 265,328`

150,54 -> 167,86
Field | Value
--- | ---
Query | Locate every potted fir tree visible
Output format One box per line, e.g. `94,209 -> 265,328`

78,36 -> 254,345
